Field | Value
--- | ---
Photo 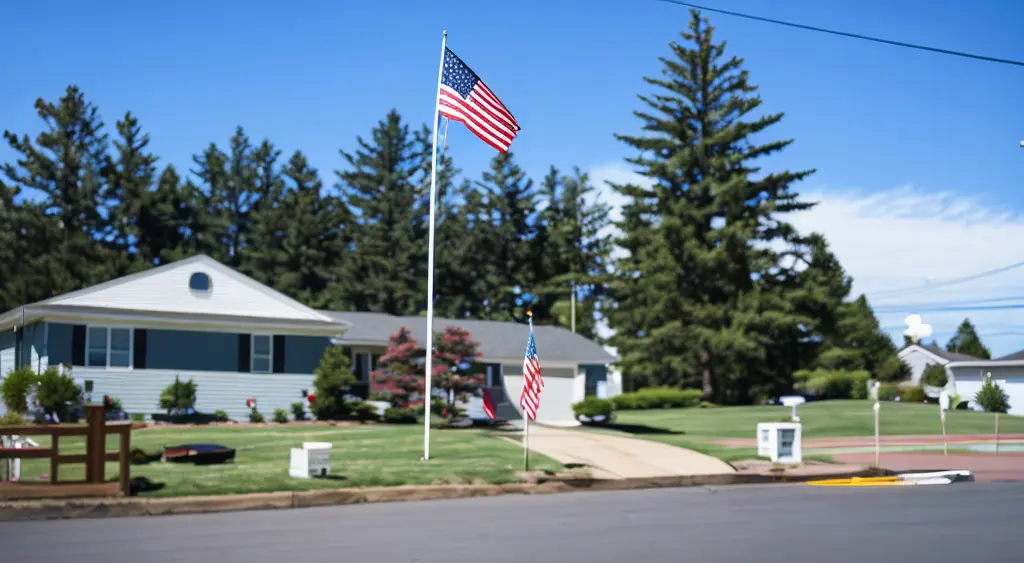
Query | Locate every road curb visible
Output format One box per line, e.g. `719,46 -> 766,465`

0,467 -> 895,521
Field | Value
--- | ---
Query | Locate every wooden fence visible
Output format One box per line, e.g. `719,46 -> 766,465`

0,405 -> 132,500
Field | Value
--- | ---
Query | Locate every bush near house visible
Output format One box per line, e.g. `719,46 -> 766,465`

976,378 -> 1010,414
922,364 -> 948,387
311,344 -> 358,420
0,366 -> 38,414
273,408 -> 289,423
572,396 -> 614,422
35,366 -> 82,421
900,385 -> 927,403
611,387 -> 703,410
877,382 -> 901,401
159,377 -> 198,412
290,402 -> 307,421
383,407 -> 417,424
793,369 -> 870,400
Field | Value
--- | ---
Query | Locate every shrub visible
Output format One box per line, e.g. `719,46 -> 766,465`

36,366 -> 82,420
159,377 -> 198,412
249,409 -> 265,423
875,355 -> 912,382
850,371 -> 871,400
0,411 -> 26,426
611,387 -> 702,410
214,409 -> 229,422
1,366 -> 38,414
383,407 -> 418,424
130,413 -> 146,422
572,397 -> 614,421
312,345 -> 357,420
900,385 -> 926,403
290,402 -> 307,421
877,383 -> 901,401
351,401 -> 380,422
976,378 -> 1010,414
921,364 -> 948,387
795,369 -> 870,400
272,408 -> 289,423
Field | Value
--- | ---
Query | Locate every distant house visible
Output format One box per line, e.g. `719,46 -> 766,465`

0,255 -> 617,423
898,343 -> 1024,416
897,343 -> 979,387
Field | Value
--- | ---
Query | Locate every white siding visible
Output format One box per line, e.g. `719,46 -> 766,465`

951,365 -> 1024,416
71,367 -> 315,421
900,348 -> 940,384
48,259 -> 329,322
0,332 -> 14,378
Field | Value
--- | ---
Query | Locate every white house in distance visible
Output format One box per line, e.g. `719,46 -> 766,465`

898,342 -> 1024,415
0,255 -> 617,423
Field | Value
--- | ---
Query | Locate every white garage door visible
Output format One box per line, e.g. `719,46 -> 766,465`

502,364 -> 578,425
1003,378 -> 1024,416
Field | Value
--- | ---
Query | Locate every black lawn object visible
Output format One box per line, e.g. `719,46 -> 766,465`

162,443 -> 236,465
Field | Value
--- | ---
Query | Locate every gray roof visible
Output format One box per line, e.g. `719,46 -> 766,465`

995,348 -> 1024,361
320,311 -> 615,365
921,343 -> 981,363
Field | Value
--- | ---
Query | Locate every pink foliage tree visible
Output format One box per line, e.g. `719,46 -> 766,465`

371,325 -> 483,420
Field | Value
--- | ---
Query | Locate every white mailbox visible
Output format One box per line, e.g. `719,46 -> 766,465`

289,441 -> 333,479
756,422 -> 802,464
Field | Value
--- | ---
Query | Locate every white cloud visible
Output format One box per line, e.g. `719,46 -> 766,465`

587,162 -> 1024,357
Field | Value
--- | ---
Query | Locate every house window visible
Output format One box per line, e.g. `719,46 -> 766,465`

189,272 -> 212,292
86,326 -> 133,368
251,334 -> 272,373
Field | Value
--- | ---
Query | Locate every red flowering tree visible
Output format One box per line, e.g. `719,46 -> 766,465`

372,326 -> 483,420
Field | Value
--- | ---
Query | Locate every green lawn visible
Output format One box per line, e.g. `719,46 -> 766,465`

16,424 -> 561,497
586,400 -> 1024,462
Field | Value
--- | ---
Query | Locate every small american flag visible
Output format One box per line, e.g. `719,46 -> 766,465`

438,47 -> 520,153
518,318 -> 544,421
482,388 -> 496,420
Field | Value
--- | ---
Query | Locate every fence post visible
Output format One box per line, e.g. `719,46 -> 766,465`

85,405 -> 106,484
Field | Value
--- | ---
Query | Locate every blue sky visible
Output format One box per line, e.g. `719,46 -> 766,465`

2,0 -> 1023,354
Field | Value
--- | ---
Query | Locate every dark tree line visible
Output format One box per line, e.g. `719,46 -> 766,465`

0,95 -> 612,339
1,9 -> 903,404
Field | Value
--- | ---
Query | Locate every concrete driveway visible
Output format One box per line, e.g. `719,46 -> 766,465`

524,425 -> 734,478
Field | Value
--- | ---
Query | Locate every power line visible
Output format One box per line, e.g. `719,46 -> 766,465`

657,1 -> 1024,68
866,259 -> 1024,299
876,303 -> 1024,314
872,295 -> 1024,311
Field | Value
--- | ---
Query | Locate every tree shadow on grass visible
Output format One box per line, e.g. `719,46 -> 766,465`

604,423 -> 684,435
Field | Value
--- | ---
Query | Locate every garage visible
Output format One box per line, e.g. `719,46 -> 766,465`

948,361 -> 1024,416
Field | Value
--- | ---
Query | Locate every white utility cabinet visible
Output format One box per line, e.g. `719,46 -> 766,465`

756,422 -> 802,464
289,441 -> 333,479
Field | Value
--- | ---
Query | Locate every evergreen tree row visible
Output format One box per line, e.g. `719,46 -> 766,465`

0,94 -> 612,339
1,8 -> 906,404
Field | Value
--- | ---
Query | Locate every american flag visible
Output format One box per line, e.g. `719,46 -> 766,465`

518,319 -> 544,421
438,47 -> 520,153
482,388 -> 496,420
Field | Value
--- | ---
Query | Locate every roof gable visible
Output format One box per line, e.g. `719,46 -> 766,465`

899,343 -> 982,364
43,255 -> 332,322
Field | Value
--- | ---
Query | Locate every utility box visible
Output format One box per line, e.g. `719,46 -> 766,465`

756,422 -> 802,464
289,441 -> 332,479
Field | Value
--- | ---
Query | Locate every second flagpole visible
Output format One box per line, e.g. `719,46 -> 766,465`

423,29 -> 447,462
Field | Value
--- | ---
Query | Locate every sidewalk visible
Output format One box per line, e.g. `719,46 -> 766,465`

713,434 -> 1024,449
834,452 -> 1024,482
523,425 -> 735,479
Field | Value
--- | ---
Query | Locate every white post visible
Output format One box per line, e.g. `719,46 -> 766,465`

939,390 -> 949,456
422,29 -> 447,462
570,282 -> 576,334
873,401 -> 881,467
995,413 -> 1000,456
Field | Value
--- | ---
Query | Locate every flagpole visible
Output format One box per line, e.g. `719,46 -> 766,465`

524,312 -> 533,472
423,29 -> 447,462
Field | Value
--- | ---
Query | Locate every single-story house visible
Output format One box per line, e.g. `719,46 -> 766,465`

0,254 -> 618,424
897,343 -> 978,387
898,343 -> 1024,416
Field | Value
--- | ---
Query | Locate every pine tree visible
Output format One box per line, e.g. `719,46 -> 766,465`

946,318 -> 991,359
333,110 -> 426,314
246,151 -> 347,308
607,11 -> 816,403
533,167 -> 612,339
1,85 -> 124,297
105,112 -> 158,265
475,151 -> 537,321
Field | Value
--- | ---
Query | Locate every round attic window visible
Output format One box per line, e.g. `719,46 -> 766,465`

189,272 -> 212,292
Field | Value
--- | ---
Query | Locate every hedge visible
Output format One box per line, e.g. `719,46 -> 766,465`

611,387 -> 703,410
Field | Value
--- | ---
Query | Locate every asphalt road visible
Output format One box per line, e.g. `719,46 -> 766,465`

3,483 -> 1023,563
